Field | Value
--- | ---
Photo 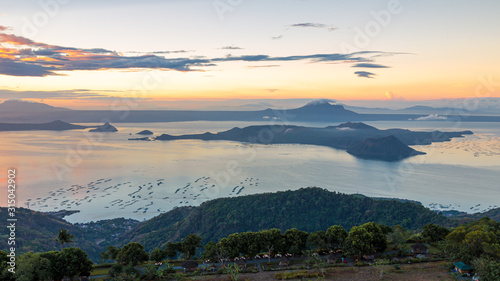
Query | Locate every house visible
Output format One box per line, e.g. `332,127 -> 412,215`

363,255 -> 375,261
235,259 -> 247,269
279,257 -> 291,267
410,243 -> 429,254
181,261 -> 199,272
454,262 -> 472,274
327,254 -> 338,264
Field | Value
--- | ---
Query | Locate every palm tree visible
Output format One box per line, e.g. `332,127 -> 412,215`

55,228 -> 75,251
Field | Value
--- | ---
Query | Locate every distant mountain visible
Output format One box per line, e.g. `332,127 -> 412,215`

116,187 -> 452,251
152,122 -> 471,161
343,104 -> 477,115
451,207 -> 500,223
285,100 -> 358,121
0,99 -> 499,123
401,105 -> 472,115
347,135 -> 426,161
336,121 -> 377,130
0,100 -> 70,112
0,120 -> 89,131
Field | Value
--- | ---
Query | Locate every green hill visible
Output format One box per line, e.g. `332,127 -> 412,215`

0,208 -> 138,262
117,187 -> 453,251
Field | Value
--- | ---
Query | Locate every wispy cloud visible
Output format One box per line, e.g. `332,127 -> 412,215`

352,63 -> 390,68
415,114 -> 448,121
246,65 -> 281,69
0,89 -> 111,99
354,71 -> 376,78
220,46 -> 244,50
0,27 -> 401,78
273,22 -> 336,40
290,23 -> 337,31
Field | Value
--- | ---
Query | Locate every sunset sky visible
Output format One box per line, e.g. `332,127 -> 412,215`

0,0 -> 499,109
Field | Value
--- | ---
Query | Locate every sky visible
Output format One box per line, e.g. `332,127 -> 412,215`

0,0 -> 499,109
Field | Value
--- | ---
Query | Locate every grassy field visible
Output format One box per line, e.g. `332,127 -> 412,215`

162,261 -> 453,280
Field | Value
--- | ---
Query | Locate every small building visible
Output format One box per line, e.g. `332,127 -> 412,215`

235,259 -> 247,269
363,255 -> 375,262
327,254 -> 338,264
410,243 -> 429,254
181,261 -> 199,272
279,257 -> 291,267
454,262 -> 472,274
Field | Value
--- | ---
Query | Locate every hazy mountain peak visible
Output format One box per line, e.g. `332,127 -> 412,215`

0,99 -> 71,112
304,99 -> 336,107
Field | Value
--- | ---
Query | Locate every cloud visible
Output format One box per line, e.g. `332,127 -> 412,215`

352,63 -> 390,68
290,23 -> 337,31
246,65 -> 281,69
0,26 -> 9,31
272,22 -> 337,40
0,58 -> 58,76
220,46 -> 243,50
0,89 -> 111,99
384,91 -> 404,100
0,28 -> 403,77
354,71 -> 376,78
415,114 -> 448,121
127,50 -> 192,54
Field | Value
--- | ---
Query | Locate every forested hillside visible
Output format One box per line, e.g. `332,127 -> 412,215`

118,187 -> 452,251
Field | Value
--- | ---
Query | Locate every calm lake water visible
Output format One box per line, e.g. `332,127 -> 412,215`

1,120 -> 499,223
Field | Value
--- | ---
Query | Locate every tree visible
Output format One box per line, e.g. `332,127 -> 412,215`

361,222 -> 387,253
422,224 -> 449,243
284,228 -> 308,255
388,225 -> 410,251
40,251 -> 65,281
165,242 -> 179,260
345,222 -> 388,256
108,263 -> 123,278
260,229 -> 283,262
181,233 -> 203,260
55,228 -> 75,251
202,241 -> 217,262
472,256 -> 500,281
307,230 -> 327,251
218,237 -> 239,259
0,251 -> 15,281
239,231 -> 261,257
105,245 -> 119,261
117,242 -> 149,266
15,252 -> 52,281
61,247 -> 93,278
326,225 -> 348,251
345,225 -> 373,256
150,248 -> 167,263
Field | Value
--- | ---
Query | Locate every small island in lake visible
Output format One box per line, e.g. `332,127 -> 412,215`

136,130 -> 154,135
139,122 -> 472,161
89,122 -> 118,132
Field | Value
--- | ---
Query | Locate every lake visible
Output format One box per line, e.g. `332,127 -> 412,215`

1,120 -> 499,223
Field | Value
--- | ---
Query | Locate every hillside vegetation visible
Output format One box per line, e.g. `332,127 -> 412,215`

118,187 -> 452,251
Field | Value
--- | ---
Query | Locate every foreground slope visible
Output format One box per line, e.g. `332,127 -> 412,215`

117,187 -> 451,251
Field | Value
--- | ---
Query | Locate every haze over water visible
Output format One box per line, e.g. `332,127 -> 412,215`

1,120 -> 499,223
